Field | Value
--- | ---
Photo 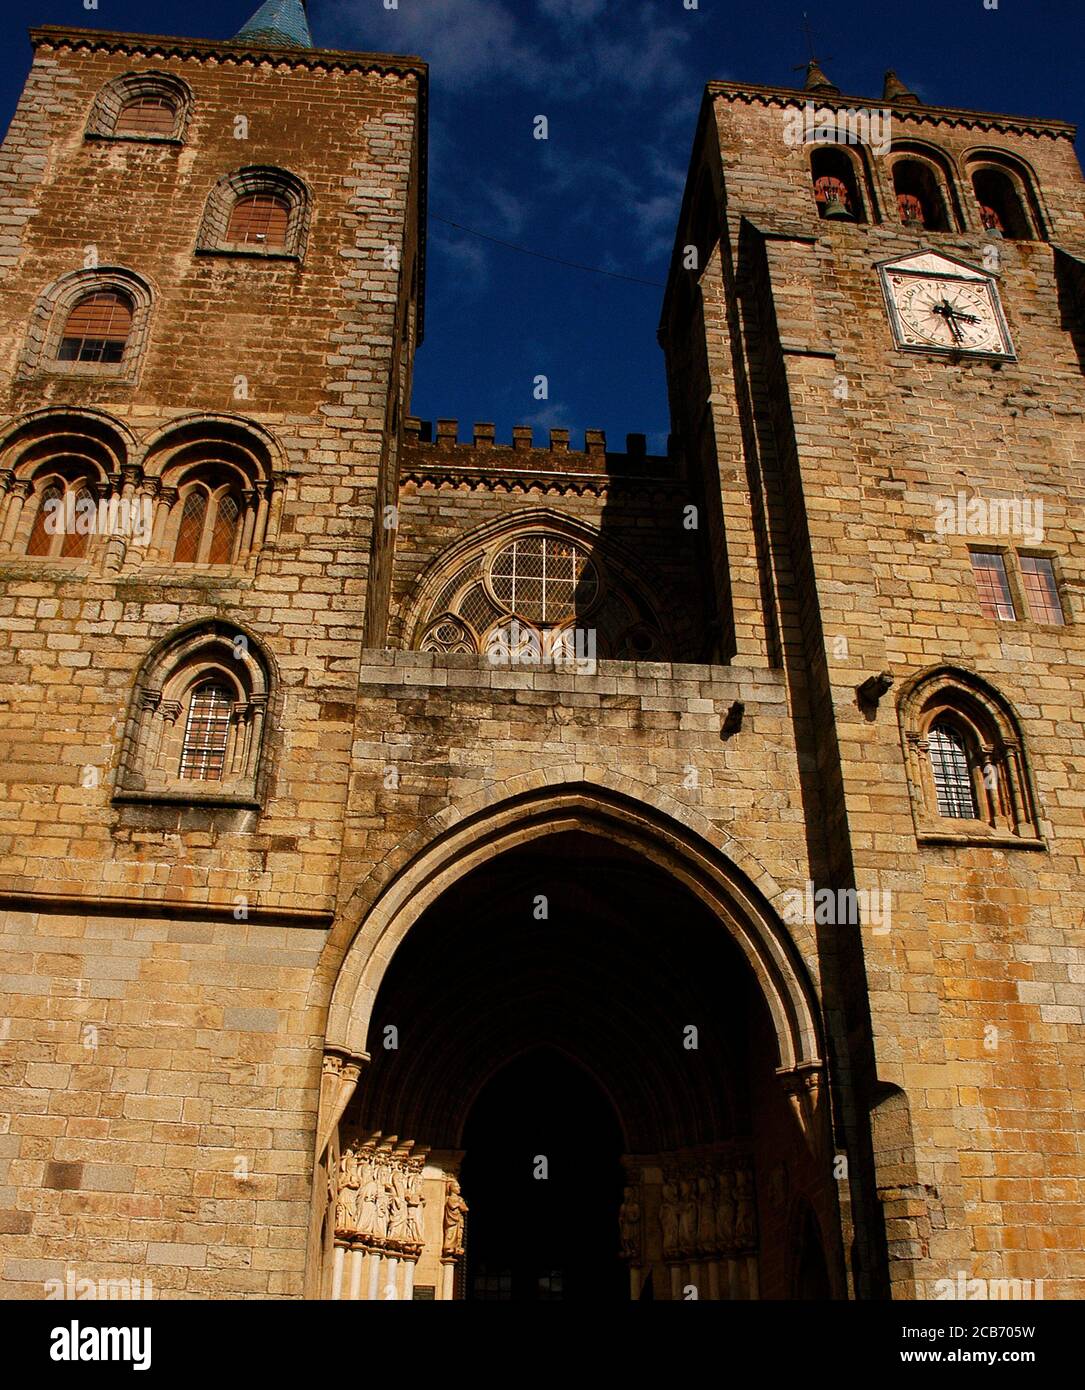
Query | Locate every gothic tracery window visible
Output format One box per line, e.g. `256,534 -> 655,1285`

169,479 -> 244,566
415,529 -> 665,662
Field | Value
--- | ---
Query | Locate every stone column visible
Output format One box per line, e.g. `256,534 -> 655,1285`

440,1259 -> 456,1301
347,1244 -> 365,1301
366,1251 -> 384,1302
1,478 -> 32,548
402,1259 -> 415,1302
331,1243 -> 347,1301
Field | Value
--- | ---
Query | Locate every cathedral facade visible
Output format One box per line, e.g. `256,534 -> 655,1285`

0,3 -> 1082,1300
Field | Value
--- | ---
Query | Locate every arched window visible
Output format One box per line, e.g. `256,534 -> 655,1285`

25,482 -> 62,556
57,291 -> 133,364
810,148 -> 868,223
899,667 -> 1042,846
892,158 -> 950,231
85,71 -> 191,143
197,167 -> 311,261
114,95 -> 178,137
179,681 -> 233,780
971,167 -> 1035,240
22,476 -> 96,560
927,720 -> 979,819
225,193 -> 290,249
115,622 -> 272,808
170,481 -> 243,566
22,269 -> 153,381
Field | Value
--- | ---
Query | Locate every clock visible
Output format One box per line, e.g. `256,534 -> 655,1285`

878,251 -> 1015,361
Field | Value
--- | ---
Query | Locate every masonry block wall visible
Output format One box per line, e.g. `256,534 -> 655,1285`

0,26 -> 425,1295
661,82 -> 1085,1296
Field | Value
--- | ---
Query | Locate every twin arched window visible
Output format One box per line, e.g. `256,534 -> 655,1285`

172,482 -> 243,565
900,669 -> 1042,846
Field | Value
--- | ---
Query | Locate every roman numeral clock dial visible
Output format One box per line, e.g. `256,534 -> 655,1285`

878,251 -> 1016,361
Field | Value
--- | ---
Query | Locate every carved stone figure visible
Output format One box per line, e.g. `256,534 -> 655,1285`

405,1170 -> 426,1244
660,1178 -> 680,1256
388,1166 -> 410,1242
678,1177 -> 697,1251
715,1168 -> 736,1250
618,1185 -> 641,1260
697,1170 -> 715,1250
442,1178 -> 468,1257
735,1167 -> 756,1249
334,1142 -> 361,1233
356,1166 -> 381,1238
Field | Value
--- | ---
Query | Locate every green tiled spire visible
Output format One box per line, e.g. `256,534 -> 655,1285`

234,0 -> 313,49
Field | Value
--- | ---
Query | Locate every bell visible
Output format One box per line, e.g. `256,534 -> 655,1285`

822,193 -> 853,220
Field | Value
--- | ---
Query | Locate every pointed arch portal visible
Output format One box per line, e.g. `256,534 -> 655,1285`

311,785 -> 844,1300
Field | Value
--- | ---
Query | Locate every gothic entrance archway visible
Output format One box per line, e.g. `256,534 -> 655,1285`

316,790 -> 843,1301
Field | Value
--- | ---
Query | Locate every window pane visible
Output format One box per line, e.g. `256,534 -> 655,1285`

489,536 -> 598,624
208,492 -> 240,564
58,292 -> 133,364
1019,555 -> 1063,625
114,96 -> 176,136
179,682 -> 232,780
928,722 -> 978,819
60,489 -> 92,558
174,491 -> 207,564
970,551 -> 1016,620
226,194 -> 290,248
26,483 -> 62,556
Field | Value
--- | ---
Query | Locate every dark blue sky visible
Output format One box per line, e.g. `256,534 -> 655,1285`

1,0 -> 1082,452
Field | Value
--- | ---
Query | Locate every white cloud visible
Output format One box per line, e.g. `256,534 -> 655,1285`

538,0 -> 609,25
326,0 -> 532,89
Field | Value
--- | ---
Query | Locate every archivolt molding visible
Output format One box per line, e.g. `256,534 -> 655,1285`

318,774 -> 823,1079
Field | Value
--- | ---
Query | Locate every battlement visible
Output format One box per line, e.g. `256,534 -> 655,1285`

402,419 -> 679,487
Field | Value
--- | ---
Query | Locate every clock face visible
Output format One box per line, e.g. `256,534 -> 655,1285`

879,253 -> 1015,360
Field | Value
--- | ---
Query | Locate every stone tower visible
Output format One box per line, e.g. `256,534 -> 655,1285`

658,71 -> 1085,1298
0,5 -> 1082,1303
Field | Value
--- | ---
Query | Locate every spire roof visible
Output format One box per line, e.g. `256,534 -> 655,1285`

882,69 -> 920,103
802,59 -> 840,95
234,0 -> 313,49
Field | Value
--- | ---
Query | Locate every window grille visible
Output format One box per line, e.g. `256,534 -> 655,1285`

208,492 -> 240,564
114,96 -> 176,136
226,194 -> 290,248
489,536 -> 598,624
26,483 -> 62,555
179,682 -> 232,780
174,491 -> 207,564
928,722 -> 978,818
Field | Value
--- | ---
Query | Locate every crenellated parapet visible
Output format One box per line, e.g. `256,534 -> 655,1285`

401,418 -> 682,495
